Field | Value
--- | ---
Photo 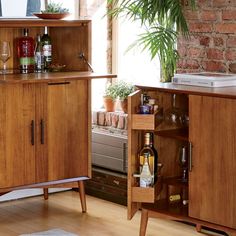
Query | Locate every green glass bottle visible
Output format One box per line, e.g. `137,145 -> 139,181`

41,26 -> 52,71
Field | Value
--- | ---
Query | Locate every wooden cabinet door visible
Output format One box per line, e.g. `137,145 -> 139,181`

0,84 -> 36,188
189,95 -> 236,228
46,80 -> 91,182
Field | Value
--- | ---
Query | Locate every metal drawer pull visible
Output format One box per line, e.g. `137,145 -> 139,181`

189,142 -> 193,172
40,119 -> 44,144
31,120 -> 35,146
48,81 -> 70,86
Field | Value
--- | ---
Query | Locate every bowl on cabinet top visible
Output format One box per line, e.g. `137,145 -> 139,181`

33,13 -> 70,20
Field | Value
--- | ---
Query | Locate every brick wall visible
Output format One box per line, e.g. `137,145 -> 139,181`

177,0 -> 236,73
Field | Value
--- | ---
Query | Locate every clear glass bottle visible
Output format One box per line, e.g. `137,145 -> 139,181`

34,34 -> 44,73
139,132 -> 158,185
18,28 -> 35,73
140,153 -> 152,187
41,26 -> 52,71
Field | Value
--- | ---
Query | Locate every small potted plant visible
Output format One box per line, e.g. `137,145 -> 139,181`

112,80 -> 135,113
103,82 -> 117,112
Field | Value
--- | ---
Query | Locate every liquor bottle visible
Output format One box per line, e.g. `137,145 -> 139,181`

41,26 -> 52,71
34,34 -> 44,73
18,28 -> 35,73
149,132 -> 159,183
139,132 -> 158,185
140,153 -> 152,187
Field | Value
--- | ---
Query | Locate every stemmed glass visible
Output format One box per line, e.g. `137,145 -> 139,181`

164,94 -> 189,128
0,41 -> 11,74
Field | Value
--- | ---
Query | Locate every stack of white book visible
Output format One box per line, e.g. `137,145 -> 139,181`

172,72 -> 236,87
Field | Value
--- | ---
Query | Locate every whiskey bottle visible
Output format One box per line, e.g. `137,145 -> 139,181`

139,132 -> 158,185
140,153 -> 152,187
18,28 -> 35,73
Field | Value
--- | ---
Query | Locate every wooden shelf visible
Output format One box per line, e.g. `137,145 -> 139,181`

131,108 -> 163,130
142,199 -> 188,219
0,19 -> 90,28
155,128 -> 189,141
132,178 -> 163,203
163,176 -> 188,188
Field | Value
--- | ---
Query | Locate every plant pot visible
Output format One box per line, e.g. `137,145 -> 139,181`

103,96 -> 115,112
119,99 -> 128,113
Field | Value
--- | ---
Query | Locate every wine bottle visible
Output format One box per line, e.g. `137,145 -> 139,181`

18,28 -> 35,73
149,132 -> 159,183
34,34 -> 44,73
41,26 -> 52,71
139,132 -> 158,185
140,153 -> 152,187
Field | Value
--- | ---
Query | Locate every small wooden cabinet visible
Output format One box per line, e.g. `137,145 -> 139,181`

128,84 -> 236,235
0,19 -> 116,195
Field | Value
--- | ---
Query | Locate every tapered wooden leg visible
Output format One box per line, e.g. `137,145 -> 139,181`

196,224 -> 202,232
78,181 -> 87,213
139,209 -> 149,236
43,188 -> 48,200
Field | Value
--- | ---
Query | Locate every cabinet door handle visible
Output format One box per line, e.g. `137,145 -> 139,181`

189,142 -> 193,172
40,119 -> 44,144
31,120 -> 35,146
48,81 -> 70,86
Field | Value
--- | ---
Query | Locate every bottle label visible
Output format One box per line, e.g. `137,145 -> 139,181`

43,45 -> 52,57
20,57 -> 34,65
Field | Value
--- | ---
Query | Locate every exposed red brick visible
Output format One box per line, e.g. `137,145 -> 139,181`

207,48 -> 224,60
227,36 -> 236,47
202,61 -> 226,72
212,0 -> 229,7
201,11 -> 217,21
216,23 -> 236,33
177,59 -> 200,70
213,37 -> 224,47
177,47 -> 187,57
189,23 -> 212,33
225,50 -> 236,60
229,63 -> 236,73
184,10 -> 199,20
188,47 -> 205,58
199,36 -> 210,46
197,0 -> 211,7
222,10 -> 236,20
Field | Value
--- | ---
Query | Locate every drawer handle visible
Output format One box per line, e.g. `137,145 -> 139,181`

48,81 -> 70,86
40,119 -> 44,144
31,120 -> 35,146
189,142 -> 193,172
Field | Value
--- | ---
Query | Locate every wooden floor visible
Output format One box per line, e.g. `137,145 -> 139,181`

0,190 -> 225,236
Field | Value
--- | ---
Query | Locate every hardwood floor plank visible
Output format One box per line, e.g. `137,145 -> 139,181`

0,190 -> 220,236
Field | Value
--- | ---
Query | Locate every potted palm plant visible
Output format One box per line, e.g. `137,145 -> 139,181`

108,0 -> 195,82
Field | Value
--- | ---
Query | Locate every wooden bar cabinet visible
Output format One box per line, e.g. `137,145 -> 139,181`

128,82 -> 236,236
0,18 -> 116,211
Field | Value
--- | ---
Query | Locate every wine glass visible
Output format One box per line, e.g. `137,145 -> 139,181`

0,41 -> 11,74
164,94 -> 189,128
164,94 -> 182,128
178,145 -> 188,182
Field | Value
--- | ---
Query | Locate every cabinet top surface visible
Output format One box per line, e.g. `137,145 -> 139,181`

0,71 -> 116,84
0,18 -> 91,27
136,82 -> 236,99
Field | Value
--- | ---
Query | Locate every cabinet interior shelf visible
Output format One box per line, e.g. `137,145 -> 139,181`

163,176 -> 188,188
155,128 -> 189,141
142,199 -> 188,219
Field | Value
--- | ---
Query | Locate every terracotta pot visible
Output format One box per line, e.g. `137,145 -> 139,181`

103,96 -> 115,112
119,99 -> 128,113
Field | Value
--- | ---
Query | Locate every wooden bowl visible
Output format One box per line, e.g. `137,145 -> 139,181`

33,13 -> 70,20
